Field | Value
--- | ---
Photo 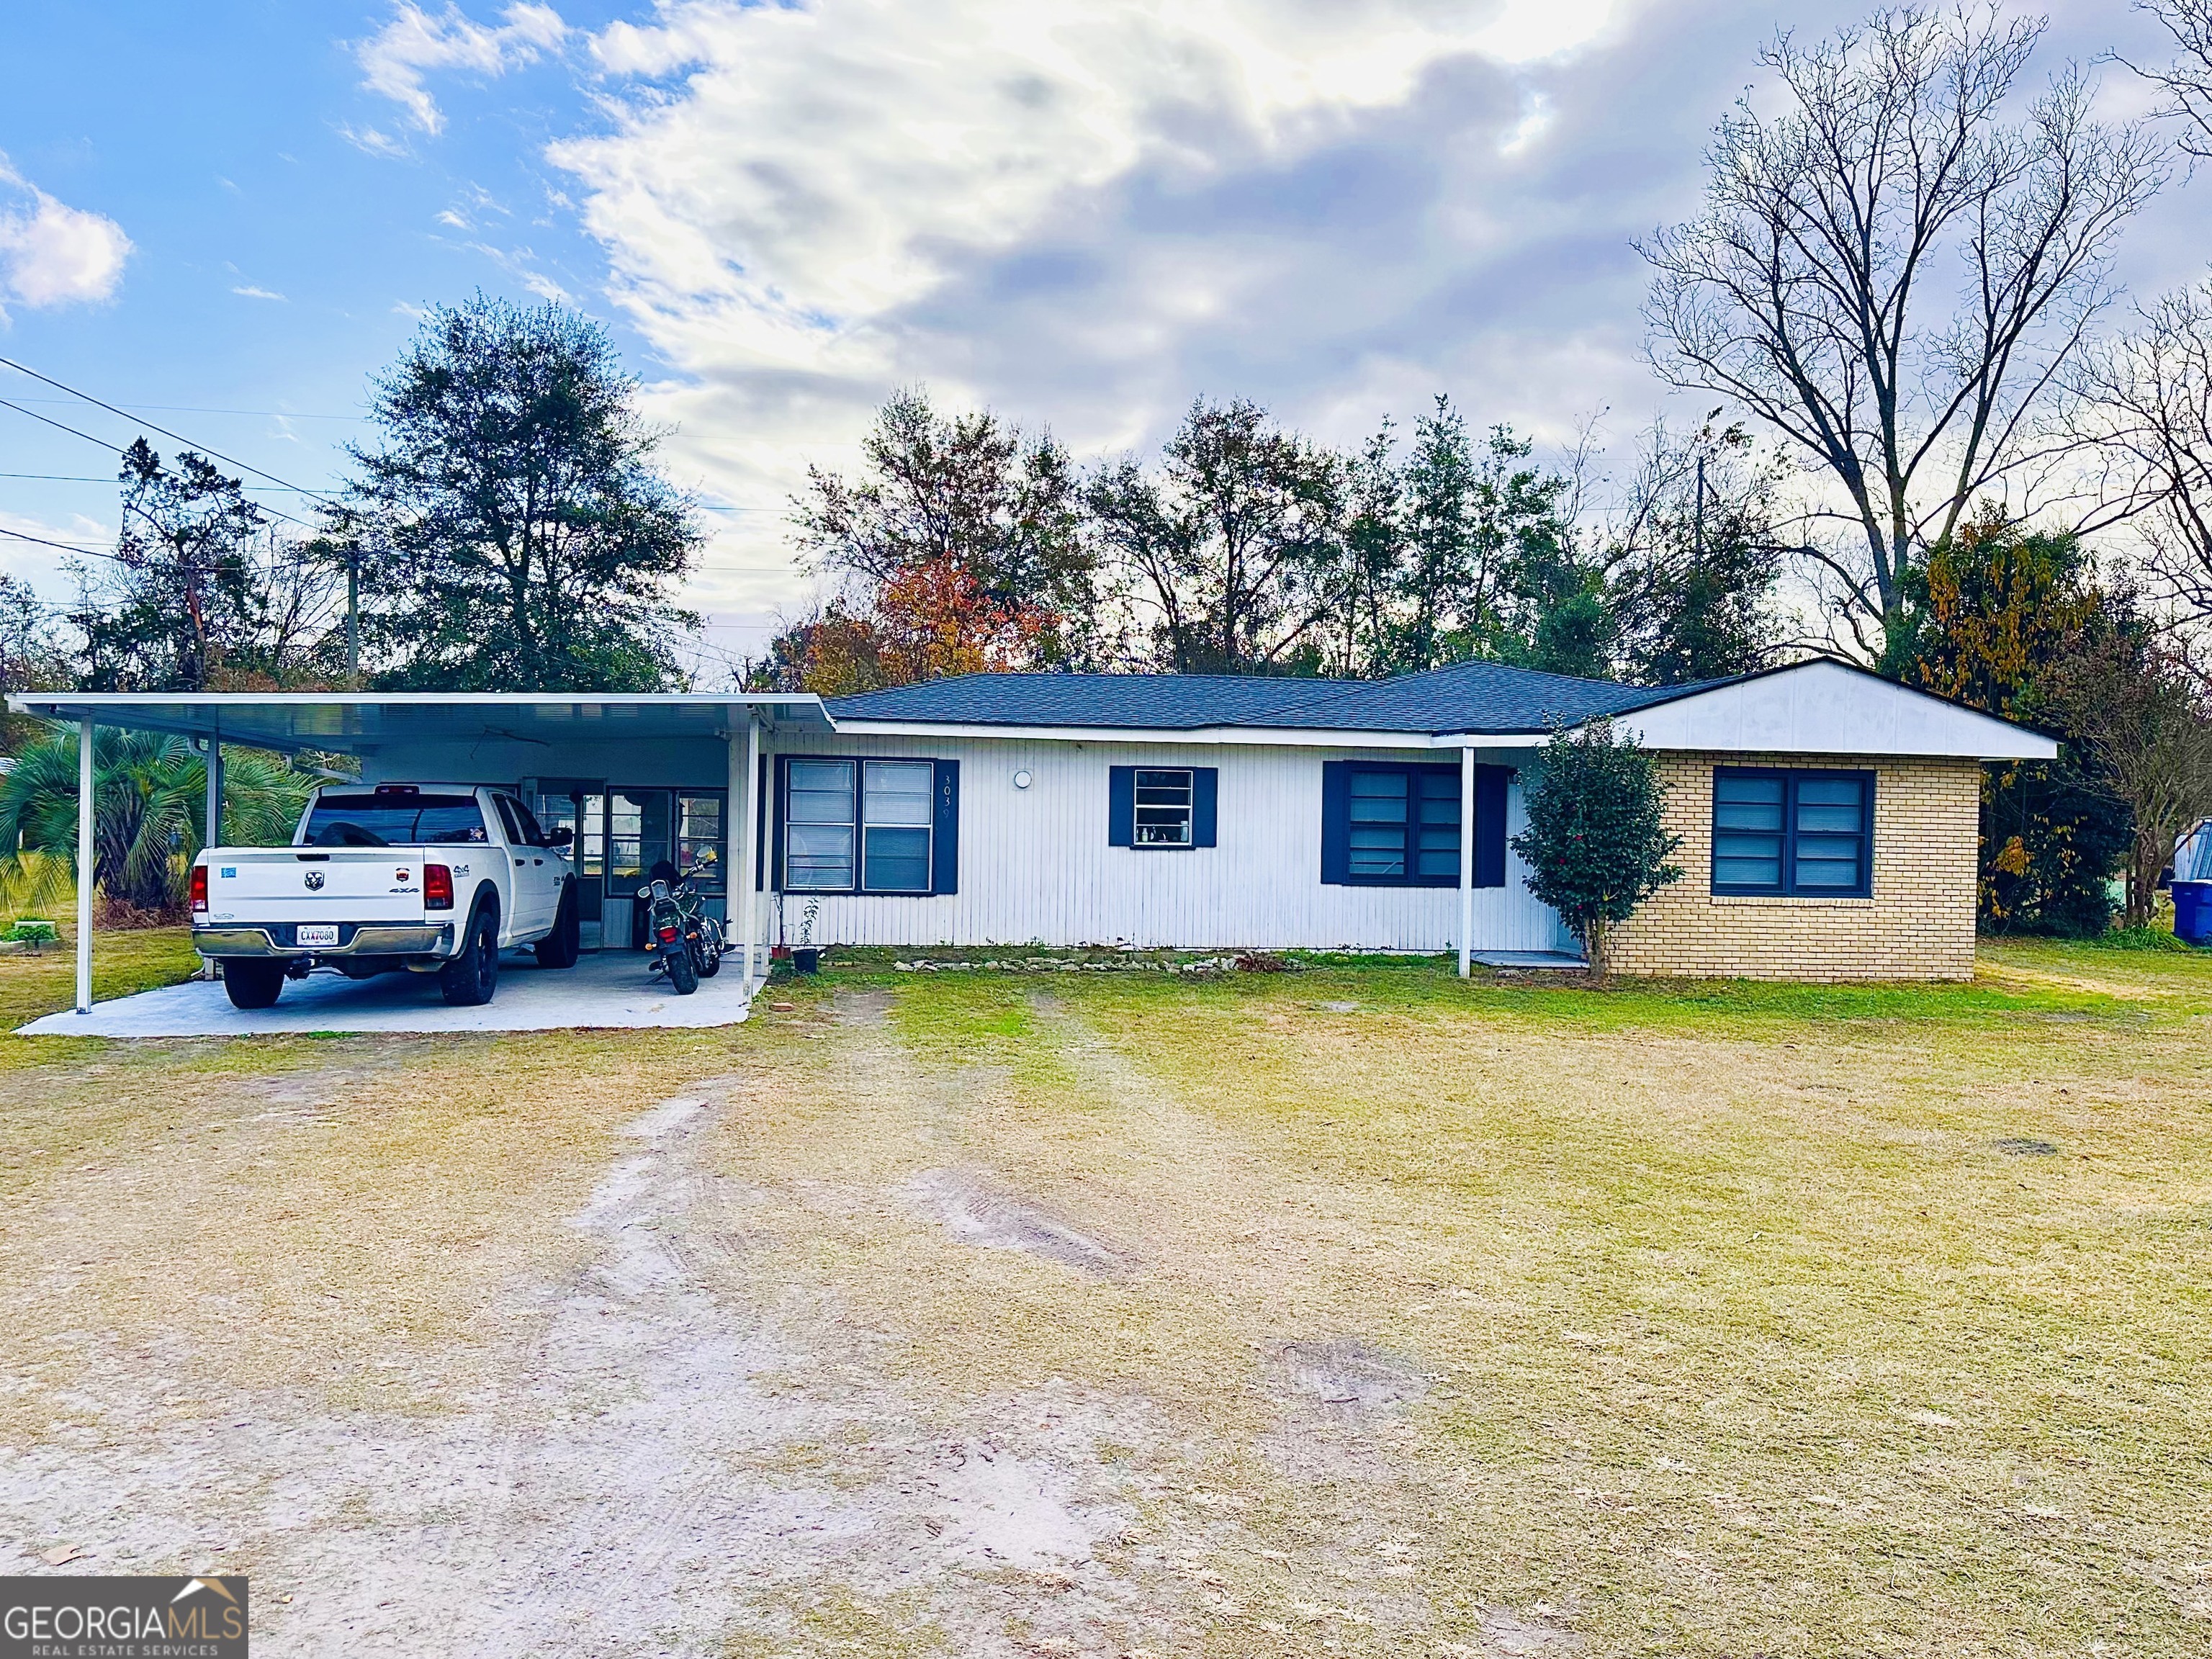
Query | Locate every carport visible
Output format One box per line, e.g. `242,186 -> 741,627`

6,690 -> 832,1027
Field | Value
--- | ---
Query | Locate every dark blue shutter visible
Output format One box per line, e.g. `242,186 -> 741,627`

1108,766 -> 1136,847
1320,760 -> 1351,884
768,755 -> 788,891
1475,765 -> 1511,889
756,755 -> 772,891
1192,768 -> 1218,848
931,760 -> 959,894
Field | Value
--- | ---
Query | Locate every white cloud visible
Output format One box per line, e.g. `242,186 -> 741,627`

545,0 -> 1632,631
231,284 -> 287,301
0,155 -> 131,316
356,1 -> 569,137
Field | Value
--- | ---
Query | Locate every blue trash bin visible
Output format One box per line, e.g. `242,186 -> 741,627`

2174,880 -> 2212,945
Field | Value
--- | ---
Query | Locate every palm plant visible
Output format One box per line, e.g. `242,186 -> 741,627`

0,724 -> 315,912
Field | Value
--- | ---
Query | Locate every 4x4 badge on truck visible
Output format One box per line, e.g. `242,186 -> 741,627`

303,871 -> 325,891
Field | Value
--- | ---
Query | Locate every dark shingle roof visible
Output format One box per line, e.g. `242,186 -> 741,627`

825,663 -> 1727,736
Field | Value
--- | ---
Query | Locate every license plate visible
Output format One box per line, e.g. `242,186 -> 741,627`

295,925 -> 339,947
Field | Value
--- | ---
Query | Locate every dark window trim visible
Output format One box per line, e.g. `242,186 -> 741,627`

1109,764 -> 1219,850
773,754 -> 956,898
1710,765 -> 1875,899
1333,760 -> 1464,889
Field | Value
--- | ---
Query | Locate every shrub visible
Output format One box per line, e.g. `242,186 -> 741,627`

1511,719 -> 1683,976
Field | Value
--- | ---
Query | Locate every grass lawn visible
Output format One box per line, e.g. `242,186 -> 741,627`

0,934 -> 2205,1655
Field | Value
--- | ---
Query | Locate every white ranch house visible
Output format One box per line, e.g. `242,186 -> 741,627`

15,656 -> 2056,1024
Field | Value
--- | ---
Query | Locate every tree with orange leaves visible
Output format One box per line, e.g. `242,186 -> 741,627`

757,389 -> 1096,694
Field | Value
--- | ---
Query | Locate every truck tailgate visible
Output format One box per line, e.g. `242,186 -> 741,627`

202,848 -> 430,925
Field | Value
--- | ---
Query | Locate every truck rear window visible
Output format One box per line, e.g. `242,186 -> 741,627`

303,794 -> 488,847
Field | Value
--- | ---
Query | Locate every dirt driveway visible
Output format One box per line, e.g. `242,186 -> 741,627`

1,947 -> 2207,1655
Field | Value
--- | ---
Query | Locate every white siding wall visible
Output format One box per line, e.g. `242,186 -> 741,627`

771,734 -> 1572,953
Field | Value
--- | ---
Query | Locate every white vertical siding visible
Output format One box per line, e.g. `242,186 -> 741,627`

770,734 -> 1572,953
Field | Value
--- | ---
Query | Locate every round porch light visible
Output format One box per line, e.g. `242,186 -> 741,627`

1012,769 -> 1033,789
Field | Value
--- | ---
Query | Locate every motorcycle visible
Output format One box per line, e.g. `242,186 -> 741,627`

637,862 -> 726,995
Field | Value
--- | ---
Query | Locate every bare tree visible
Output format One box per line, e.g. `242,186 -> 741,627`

2071,280 -> 2212,625
1640,6 -> 2164,664
2126,0 -> 2212,157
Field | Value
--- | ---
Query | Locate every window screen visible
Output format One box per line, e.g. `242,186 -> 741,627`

1711,769 -> 1872,896
1712,773 -> 1786,889
1792,777 -> 1870,891
862,761 -> 933,892
1346,768 -> 1460,881
1134,769 -> 1194,846
786,760 -> 856,891
1348,771 -> 1409,877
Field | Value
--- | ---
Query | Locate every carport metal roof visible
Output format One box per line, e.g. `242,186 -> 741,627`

5,691 -> 833,755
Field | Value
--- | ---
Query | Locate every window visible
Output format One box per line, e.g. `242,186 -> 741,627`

1346,766 -> 1459,882
785,760 -> 856,891
863,760 -> 933,891
303,793 -> 487,847
609,788 -> 673,885
508,797 -> 549,848
676,792 -> 725,890
1712,768 -> 1873,896
776,757 -> 958,896
1135,770 -> 1194,846
1322,761 -> 1511,889
1109,765 -> 1218,849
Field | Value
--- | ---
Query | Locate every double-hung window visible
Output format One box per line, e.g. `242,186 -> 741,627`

777,757 -> 958,896
1134,770 -> 1194,846
861,760 -> 933,891
1321,763 -> 1462,886
1107,766 -> 1218,849
1712,768 -> 1874,896
785,760 -> 857,891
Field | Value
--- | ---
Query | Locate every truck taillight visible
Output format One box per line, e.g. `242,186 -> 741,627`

423,864 -> 454,909
189,864 -> 208,914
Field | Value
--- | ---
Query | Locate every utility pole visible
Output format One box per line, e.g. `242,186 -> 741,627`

1694,453 -> 1707,562
346,546 -> 361,688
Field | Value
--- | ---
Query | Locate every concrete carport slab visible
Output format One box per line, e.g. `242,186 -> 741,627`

17,950 -> 753,1037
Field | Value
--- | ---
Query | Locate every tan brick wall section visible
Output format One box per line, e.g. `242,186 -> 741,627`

1606,752 -> 1982,982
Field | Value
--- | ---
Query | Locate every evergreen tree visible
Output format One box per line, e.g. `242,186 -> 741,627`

330,294 -> 702,691
1510,720 -> 1684,976
1911,516 -> 2130,935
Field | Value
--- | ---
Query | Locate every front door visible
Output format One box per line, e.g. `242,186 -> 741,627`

607,788 -> 673,950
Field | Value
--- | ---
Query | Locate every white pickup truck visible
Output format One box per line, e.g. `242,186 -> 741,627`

189,782 -> 580,1010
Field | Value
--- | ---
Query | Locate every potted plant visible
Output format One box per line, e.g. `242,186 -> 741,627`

793,899 -> 822,974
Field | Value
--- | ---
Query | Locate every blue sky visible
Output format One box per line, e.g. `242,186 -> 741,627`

0,0 -> 2200,669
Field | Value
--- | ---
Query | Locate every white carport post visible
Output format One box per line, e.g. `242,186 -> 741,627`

75,717 -> 94,1015
733,714 -> 763,991
203,724 -> 222,850
1457,744 -> 1475,979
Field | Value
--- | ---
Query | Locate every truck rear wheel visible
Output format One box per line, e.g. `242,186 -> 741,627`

534,882 -> 580,969
440,902 -> 500,1006
224,959 -> 286,1010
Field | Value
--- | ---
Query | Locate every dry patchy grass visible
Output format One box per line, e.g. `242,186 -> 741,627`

0,942 -> 2206,1655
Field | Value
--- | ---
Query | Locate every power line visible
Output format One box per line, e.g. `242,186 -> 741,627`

0,395 -> 367,422
0,471 -> 323,492
0,393 -> 318,534
0,524 -> 112,557
0,356 -> 337,513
